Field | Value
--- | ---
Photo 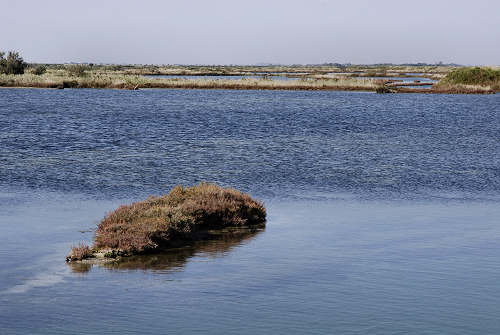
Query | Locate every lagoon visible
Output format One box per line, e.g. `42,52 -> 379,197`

1,89 -> 499,334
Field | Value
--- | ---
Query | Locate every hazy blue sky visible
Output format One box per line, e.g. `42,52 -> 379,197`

1,0 -> 499,65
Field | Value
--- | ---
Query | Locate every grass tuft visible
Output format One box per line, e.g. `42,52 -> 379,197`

67,243 -> 93,261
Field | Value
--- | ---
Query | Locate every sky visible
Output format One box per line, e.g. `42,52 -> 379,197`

1,0 -> 499,65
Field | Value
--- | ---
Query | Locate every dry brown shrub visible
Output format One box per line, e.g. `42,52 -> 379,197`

68,243 -> 93,261
94,183 -> 266,254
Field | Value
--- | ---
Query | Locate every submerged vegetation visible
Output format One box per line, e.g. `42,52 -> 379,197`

67,183 -> 266,261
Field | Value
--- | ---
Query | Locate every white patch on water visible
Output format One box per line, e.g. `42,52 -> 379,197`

0,190 -> 123,295
3,270 -> 66,295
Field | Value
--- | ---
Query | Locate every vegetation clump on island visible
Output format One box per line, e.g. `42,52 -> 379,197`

432,67 -> 500,93
67,183 -> 266,262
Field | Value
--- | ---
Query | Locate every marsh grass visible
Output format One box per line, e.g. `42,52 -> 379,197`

442,67 -> 500,85
68,243 -> 93,261
431,82 -> 496,94
31,65 -> 47,75
66,64 -> 89,77
74,183 -> 266,258
0,71 -> 379,91
435,67 -> 500,92
430,67 -> 500,93
13,63 -> 454,78
3,64 -> 491,93
142,76 -> 379,90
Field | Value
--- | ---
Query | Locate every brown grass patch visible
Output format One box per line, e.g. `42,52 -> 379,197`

0,72 -> 378,91
430,82 -> 495,94
67,243 -> 93,261
93,183 -> 266,256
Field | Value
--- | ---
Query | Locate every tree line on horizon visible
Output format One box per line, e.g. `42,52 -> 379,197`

0,51 -> 28,75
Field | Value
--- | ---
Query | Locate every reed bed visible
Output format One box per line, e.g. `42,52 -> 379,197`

141,76 -> 379,91
0,72 -> 379,91
23,63 -> 457,77
3,65 -> 496,93
432,67 -> 500,93
431,82 -> 496,94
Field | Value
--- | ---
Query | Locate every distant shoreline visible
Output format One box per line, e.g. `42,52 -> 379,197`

1,64 -> 497,94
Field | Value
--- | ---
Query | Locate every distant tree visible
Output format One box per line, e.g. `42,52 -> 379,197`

0,51 -> 27,75
0,52 -> 5,73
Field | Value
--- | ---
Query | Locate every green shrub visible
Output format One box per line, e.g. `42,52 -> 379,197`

443,67 -> 500,86
0,51 -> 27,75
31,65 -> 47,75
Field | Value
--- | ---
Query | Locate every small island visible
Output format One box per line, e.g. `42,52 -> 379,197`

66,183 -> 266,262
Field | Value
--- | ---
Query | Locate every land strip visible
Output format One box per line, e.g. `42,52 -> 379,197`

1,64 -> 498,94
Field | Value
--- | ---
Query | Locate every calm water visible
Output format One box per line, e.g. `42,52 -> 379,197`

1,89 -> 499,334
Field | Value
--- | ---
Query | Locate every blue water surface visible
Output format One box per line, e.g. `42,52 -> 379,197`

0,89 -> 499,334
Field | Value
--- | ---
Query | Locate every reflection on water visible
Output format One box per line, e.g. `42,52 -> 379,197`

69,226 -> 265,273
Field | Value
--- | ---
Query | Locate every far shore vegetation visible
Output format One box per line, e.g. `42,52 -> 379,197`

1,50 -> 499,94
433,67 -> 500,93
67,183 -> 266,262
0,51 -> 27,75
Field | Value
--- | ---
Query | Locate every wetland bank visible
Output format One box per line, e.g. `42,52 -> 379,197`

1,52 -> 499,94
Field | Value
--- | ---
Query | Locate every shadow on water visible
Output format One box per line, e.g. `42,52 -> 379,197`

68,225 -> 265,274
